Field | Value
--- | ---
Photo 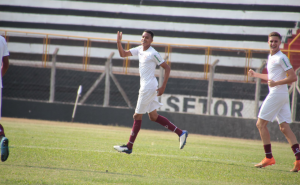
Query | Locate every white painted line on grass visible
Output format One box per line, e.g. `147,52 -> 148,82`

17,145 -> 248,165
16,145 -> 293,167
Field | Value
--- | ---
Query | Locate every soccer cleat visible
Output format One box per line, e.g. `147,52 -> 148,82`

255,157 -> 275,168
1,137 -> 9,162
113,145 -> 132,154
290,160 -> 300,172
179,130 -> 188,149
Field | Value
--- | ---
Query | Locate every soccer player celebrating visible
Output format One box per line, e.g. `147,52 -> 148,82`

113,30 -> 188,154
0,35 -> 10,162
248,32 -> 300,172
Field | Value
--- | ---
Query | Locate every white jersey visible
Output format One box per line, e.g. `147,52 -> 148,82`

0,36 -> 9,88
130,46 -> 164,90
267,50 -> 293,94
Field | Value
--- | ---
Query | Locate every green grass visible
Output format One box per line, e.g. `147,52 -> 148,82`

0,117 -> 298,185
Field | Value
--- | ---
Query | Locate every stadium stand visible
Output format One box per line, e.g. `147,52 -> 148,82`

1,0 -> 300,76
284,29 -> 300,69
0,0 -> 299,121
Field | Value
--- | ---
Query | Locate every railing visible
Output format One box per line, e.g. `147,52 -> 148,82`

288,31 -> 300,59
1,29 -> 300,82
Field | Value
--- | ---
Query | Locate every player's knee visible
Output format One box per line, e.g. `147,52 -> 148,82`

279,122 -> 290,134
279,125 -> 289,134
133,114 -> 137,120
256,122 -> 260,129
133,113 -> 142,120
279,126 -> 285,133
149,114 -> 157,121
256,119 -> 268,130
256,121 -> 264,130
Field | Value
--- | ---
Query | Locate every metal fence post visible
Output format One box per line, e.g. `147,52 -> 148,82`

103,54 -> 112,107
254,60 -> 266,118
49,48 -> 59,102
110,64 -> 133,108
207,59 -> 219,115
79,52 -> 114,104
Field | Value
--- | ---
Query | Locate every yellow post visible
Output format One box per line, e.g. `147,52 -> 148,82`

245,50 -> 252,82
84,39 -> 90,71
125,41 -> 130,74
205,47 -> 210,79
167,45 -> 171,65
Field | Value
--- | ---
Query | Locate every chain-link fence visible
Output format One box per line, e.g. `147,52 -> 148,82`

2,30 -> 300,121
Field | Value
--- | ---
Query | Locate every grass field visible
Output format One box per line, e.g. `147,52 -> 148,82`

0,117 -> 298,185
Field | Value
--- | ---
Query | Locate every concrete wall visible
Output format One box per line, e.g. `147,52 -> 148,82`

3,99 -> 300,143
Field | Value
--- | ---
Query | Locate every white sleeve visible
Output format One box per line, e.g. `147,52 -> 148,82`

153,51 -> 164,65
280,55 -> 292,71
129,46 -> 139,56
1,38 -> 9,56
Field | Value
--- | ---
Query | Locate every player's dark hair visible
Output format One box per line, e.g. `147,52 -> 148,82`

143,30 -> 154,38
268,32 -> 282,40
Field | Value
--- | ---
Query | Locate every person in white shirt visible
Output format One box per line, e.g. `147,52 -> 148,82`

0,35 -> 10,162
248,32 -> 300,172
113,30 -> 188,154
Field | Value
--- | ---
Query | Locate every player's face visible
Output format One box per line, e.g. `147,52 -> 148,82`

141,32 -> 153,48
268,36 -> 281,55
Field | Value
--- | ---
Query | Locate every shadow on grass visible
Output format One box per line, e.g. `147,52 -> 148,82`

0,164 -> 144,177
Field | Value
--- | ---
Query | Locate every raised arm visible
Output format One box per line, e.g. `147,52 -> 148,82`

248,69 -> 269,81
157,62 -> 170,96
117,31 -> 132,58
